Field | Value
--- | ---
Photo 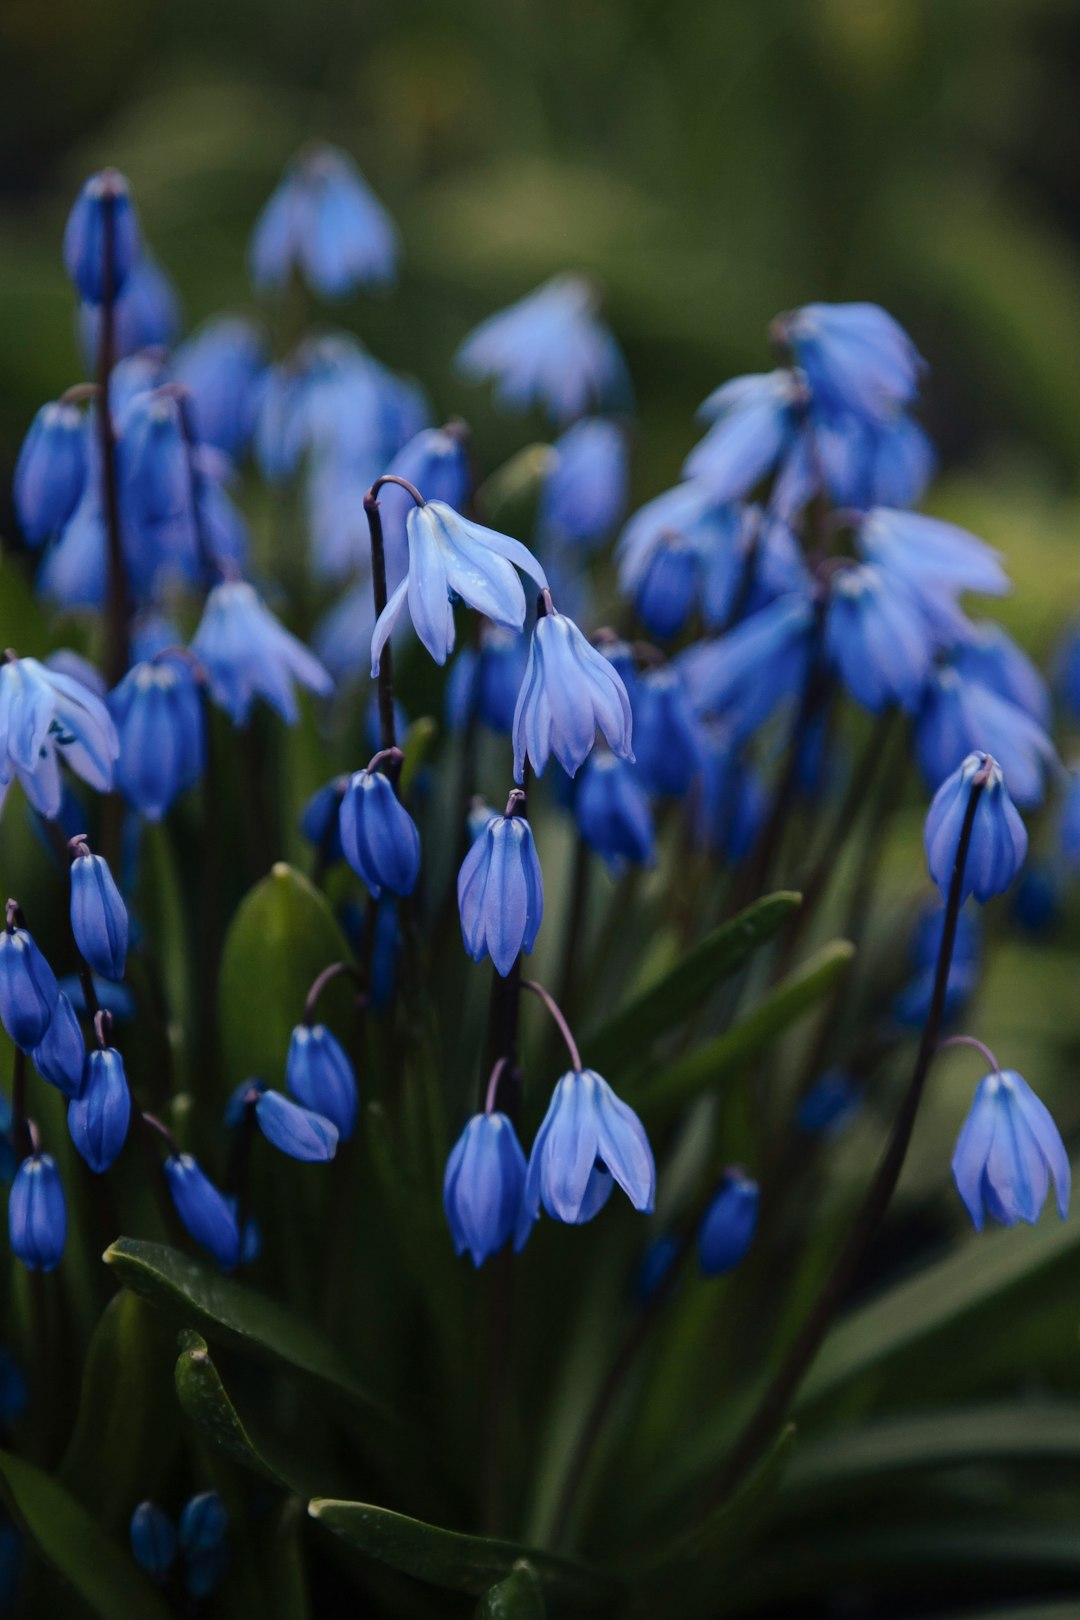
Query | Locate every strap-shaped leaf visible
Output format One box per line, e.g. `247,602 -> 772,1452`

476,1563 -> 547,1618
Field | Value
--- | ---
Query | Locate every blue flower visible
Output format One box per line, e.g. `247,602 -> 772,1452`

164,1155 -> 240,1269
952,1068 -> 1069,1232
524,1069 -> 655,1225
179,1492 -> 228,1555
513,611 -> 634,782
916,665 -> 1056,809
255,1089 -> 338,1162
689,730 -> 766,863
70,847 -> 128,982
796,1071 -> 861,1137
575,750 -> 655,872
8,1154 -> 66,1272
683,372 -> 802,502
250,145 -> 399,298
130,1503 -> 177,1584
457,808 -> 543,976
109,656 -> 206,821
299,776 -> 348,864
60,973 -> 134,1021
677,594 -> 814,742
1053,622 -> 1080,722
952,621 -> 1051,727
631,667 -> 702,797
456,274 -> 630,423
447,627 -> 530,736
69,1047 -> 131,1172
168,317 -> 267,460
376,425 -> 472,586
286,1024 -> 358,1140
31,991 -> 85,1098
312,579 -> 377,685
370,501 -> 547,673
0,655 -> 119,818
813,410 -> 935,512
778,302 -> 923,422
0,926 -> 59,1051
924,751 -> 1027,904
617,485 -> 752,634
698,1169 -> 759,1276
443,1112 -> 530,1266
339,768 -> 421,898
0,1351 -> 27,1429
825,563 -> 934,714
634,538 -> 700,639
857,509 -> 1009,643
537,418 -> 629,549
192,581 -> 333,726
63,170 -> 141,305
14,402 -> 88,545
79,253 -> 182,368
1060,766 -> 1080,875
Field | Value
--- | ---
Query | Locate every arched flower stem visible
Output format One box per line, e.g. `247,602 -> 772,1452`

303,961 -> 362,1025
938,1034 -> 1001,1075
520,979 -> 582,1074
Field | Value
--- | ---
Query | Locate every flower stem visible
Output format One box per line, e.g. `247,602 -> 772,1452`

363,490 -> 399,756
520,979 -> 583,1073
95,184 -> 130,688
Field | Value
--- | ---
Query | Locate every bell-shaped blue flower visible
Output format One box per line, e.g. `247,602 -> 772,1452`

286,1024 -> 358,1140
538,418 -> 629,549
443,1112 -> 530,1266
698,1169 -> 759,1276
70,846 -> 128,982
8,1154 -> 66,1272
250,145 -> 399,298
63,169 -> 141,305
457,808 -> 543,976
825,563 -> 934,714
952,1068 -> 1069,1232
192,581 -> 333,726
299,776 -> 347,864
31,992 -> 85,1098
0,926 -> 59,1051
924,751 -> 1027,905
688,728 -> 764,863
339,768 -> 420,898
815,411 -> 935,512
512,610 -> 633,782
634,538 -> 700,639
255,1089 -> 338,1162
575,750 -> 655,872
14,401 -> 88,545
79,254 -> 182,368
632,667 -> 702,797
456,274 -> 630,423
130,1502 -> 177,1584
524,1069 -> 655,1225
916,665 -> 1055,809
164,1155 -> 241,1269
857,508 -> 1009,640
683,371 -> 801,502
68,1047 -> 131,1172
677,593 -> 814,742
952,621 -> 1051,727
109,656 -> 206,821
376,425 -> 472,587
0,655 -> 119,819
778,302 -> 923,422
168,316 -> 266,460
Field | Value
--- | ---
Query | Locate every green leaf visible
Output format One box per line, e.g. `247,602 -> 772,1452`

585,892 -> 801,1074
308,1499 -> 621,1613
218,862 -> 353,1087
175,1329 -> 292,1488
476,1563 -> 547,1618
629,939 -> 854,1118
0,1449 -> 172,1620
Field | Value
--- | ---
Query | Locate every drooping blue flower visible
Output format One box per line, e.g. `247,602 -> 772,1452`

447,627 -> 530,736
312,579 -> 377,685
575,750 -> 655,872
634,538 -> 700,640
31,991 -> 85,1098
339,768 -> 421,898
513,611 -> 634,782
778,302 -> 923,421
952,621 -> 1051,727
894,898 -> 982,1026
14,401 -> 88,545
63,170 -> 141,305
825,563 -> 934,714
524,1069 -> 655,1225
952,1068 -> 1069,1232
192,581 -> 333,726
163,1155 -> 240,1269
796,1071 -> 861,1136
255,1089 -> 338,1162
370,501 -> 547,674
250,145 -> 399,298
79,254 -> 182,367
8,1154 -> 66,1272
109,656 -> 206,821
443,1112 -> 530,1266
617,485 -> 752,634
857,508 -> 1009,644
457,809 -> 543,976
815,410 -> 935,511
69,1047 -> 131,1172
924,751 -> 1027,905
688,729 -> 766,863
677,593 -> 815,742
69,846 -> 128,982
632,667 -> 702,797
168,316 -> 266,461
179,1492 -> 228,1556
299,776 -> 348,864
456,274 -> 630,423
698,1169 -> 759,1276
376,425 -> 472,587
683,372 -> 802,502
537,418 -> 629,549
916,664 -> 1056,809
0,655 -> 119,818
130,1503 -> 177,1584
0,926 -> 59,1051
286,1024 -> 358,1140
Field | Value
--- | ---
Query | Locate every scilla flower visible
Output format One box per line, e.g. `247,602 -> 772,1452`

0,655 -> 119,818
443,1112 -> 530,1266
632,667 -> 702,797
14,401 -> 88,544
286,1024 -> 358,1140
698,1169 -> 759,1276
109,656 -> 206,821
824,564 -> 934,714
513,607 -> 634,781
952,621 -> 1051,727
79,254 -> 182,368
370,500 -> 548,674
377,425 -> 472,586
249,145 -> 399,298
192,581 -> 333,726
339,767 -> 421,898
8,1154 -> 66,1272
683,371 -> 802,503
163,1155 -> 240,1269
525,1069 -> 655,1225
575,750 -> 655,872
924,751 -> 1027,904
537,418 -> 629,549
457,799 -> 543,976
255,1088 -> 338,1162
952,1067 -> 1069,1232
0,923 -> 59,1051
677,593 -> 814,742
916,665 -> 1055,810
856,509 -> 1009,633
31,992 -> 85,1098
776,302 -> 923,422
169,316 -> 267,461
69,842 -> 128,982
69,1045 -> 131,1173
130,1502 -> 177,1584
63,169 -> 141,305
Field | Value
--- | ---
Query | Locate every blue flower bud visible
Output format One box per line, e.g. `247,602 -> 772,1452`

8,1154 -> 66,1272
339,769 -> 420,898
31,992 -> 85,1098
924,751 -> 1027,905
68,1047 -> 131,1173
0,1349 -> 28,1429
0,928 -> 59,1052
130,1502 -> 177,1583
255,1090 -> 338,1162
525,1069 -> 655,1226
443,1112 -> 530,1266
63,170 -> 141,305
286,1024 -> 358,1140
513,611 -> 634,782
108,657 -> 206,822
635,538 -> 700,640
164,1155 -> 241,1270
14,402 -> 88,545
632,667 -> 702,797
457,811 -> 543,976
70,848 -> 128,982
575,751 -> 655,872
952,1068 -> 1069,1232
698,1169 -> 759,1276
178,1491 -> 228,1554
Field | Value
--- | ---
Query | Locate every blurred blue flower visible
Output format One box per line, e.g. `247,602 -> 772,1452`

952,621 -> 1051,727
632,667 -> 702,796
250,145 -> 399,298
164,1155 -> 240,1269
636,1234 -> 681,1303
69,1047 -> 131,1172
815,410 -> 935,511
952,1068 -> 1069,1231
1010,861 -> 1063,936
677,593 -> 814,742
339,768 -> 421,898
63,169 -> 140,305
169,316 -> 267,460
312,579 -> 377,685
525,1069 -> 654,1225
458,808 -> 543,976
0,655 -> 119,819
8,1154 -> 66,1272
825,563 -> 934,714
300,776 -> 348,864
857,508 -> 1009,645
444,1112 -> 530,1266
575,750 -> 655,873
31,992 -> 85,1098
924,751 -> 1027,904
60,972 -> 135,1021
377,424 -> 472,585
446,627 -> 529,737
286,1023 -> 358,1140
916,665 -> 1056,809
778,301 -> 923,421
192,581 -> 333,726
698,1169 -> 759,1276
14,402 -> 87,545
684,371 -> 801,502
796,1071 -> 861,1136
0,926 -> 59,1051
255,1089 -> 338,1162
70,846 -> 128,982
179,1491 -> 228,1555
79,254 -> 182,367
109,656 -> 206,821
130,1502 -> 176,1584
1060,766 -> 1080,875
513,611 -> 634,781
538,418 -> 629,549
689,731 -> 767,863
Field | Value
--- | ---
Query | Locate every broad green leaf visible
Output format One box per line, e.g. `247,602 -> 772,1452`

629,939 -> 854,1117
585,892 -> 801,1073
175,1329 -> 292,1488
309,1499 -> 621,1613
218,862 -> 353,1086
476,1562 -> 547,1618
0,1449 -> 172,1620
